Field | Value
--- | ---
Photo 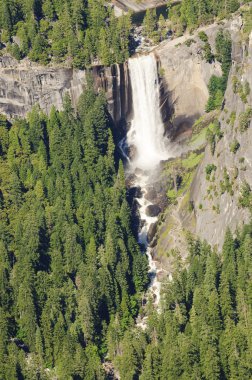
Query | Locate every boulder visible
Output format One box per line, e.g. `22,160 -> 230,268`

145,187 -> 157,202
147,222 -> 158,243
126,144 -> 137,160
125,173 -> 137,188
127,186 -> 142,204
145,204 -> 161,217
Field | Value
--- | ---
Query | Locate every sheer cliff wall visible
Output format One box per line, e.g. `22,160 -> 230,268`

0,56 -> 131,127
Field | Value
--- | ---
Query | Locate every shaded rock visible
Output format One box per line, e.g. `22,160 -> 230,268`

145,204 -> 161,217
139,219 -> 146,231
145,182 -> 168,211
127,186 -> 142,204
125,173 -> 137,188
145,187 -> 157,202
147,222 -> 158,243
126,144 -> 137,160
0,56 -> 131,126
149,235 -> 158,248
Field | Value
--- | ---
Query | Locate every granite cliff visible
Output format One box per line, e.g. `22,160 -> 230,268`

191,26 -> 252,248
0,57 -> 130,126
151,14 -> 252,271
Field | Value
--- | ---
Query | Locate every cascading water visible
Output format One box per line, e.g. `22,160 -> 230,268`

127,54 -> 168,170
122,53 -> 173,325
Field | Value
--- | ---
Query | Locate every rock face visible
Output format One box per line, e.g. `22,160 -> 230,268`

151,16 -> 252,263
156,23 -> 224,138
112,0 -> 166,13
190,26 -> 252,248
0,23 -> 226,142
147,222 -> 158,243
0,56 -> 131,126
146,204 -> 161,217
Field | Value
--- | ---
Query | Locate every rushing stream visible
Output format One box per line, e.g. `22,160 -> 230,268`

121,54 -> 173,325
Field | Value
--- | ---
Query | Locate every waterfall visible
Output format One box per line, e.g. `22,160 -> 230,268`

120,53 -> 174,325
127,53 -> 169,170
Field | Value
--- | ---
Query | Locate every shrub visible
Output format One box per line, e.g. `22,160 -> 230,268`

206,128 -> 216,155
232,76 -> 242,94
198,31 -> 208,42
205,164 -> 217,178
206,121 -> 222,155
239,107 -> 252,132
244,81 -> 250,97
185,38 -> 196,47
206,31 -> 232,112
206,76 -> 225,112
203,42 -> 214,63
230,139 -> 240,154
229,111 -> 236,127
220,167 -> 233,194
232,77 -> 251,103
7,42 -> 21,60
239,181 -> 252,209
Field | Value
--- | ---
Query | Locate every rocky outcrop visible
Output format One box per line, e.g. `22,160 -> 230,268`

156,23 -> 224,138
146,204 -> 161,217
152,15 -> 252,260
0,56 -> 130,126
112,0 -> 166,13
190,27 -> 252,248
147,222 -> 158,243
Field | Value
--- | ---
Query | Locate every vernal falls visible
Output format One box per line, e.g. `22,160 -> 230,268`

121,53 -> 175,327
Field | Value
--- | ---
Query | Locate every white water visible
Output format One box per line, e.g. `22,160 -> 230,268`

122,54 -> 173,326
127,54 -> 169,171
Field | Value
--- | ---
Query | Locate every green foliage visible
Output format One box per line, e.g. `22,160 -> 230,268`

198,31 -> 208,42
0,84 -> 148,377
230,139 -> 240,154
114,224 -> 252,379
206,76 -> 225,112
0,0 -> 132,66
185,38 -> 196,47
242,4 -> 252,40
233,76 -> 251,103
205,163 -> 217,178
239,107 -> 252,132
203,42 -> 214,63
176,0 -> 239,32
143,8 -> 159,42
6,42 -> 21,60
239,181 -> 252,209
206,30 -> 232,112
220,167 -> 233,195
165,152 -> 203,204
229,111 -> 236,127
206,120 -> 223,155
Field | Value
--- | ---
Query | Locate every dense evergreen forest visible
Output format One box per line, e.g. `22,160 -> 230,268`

1,85 -> 251,379
0,82 -> 149,379
0,0 -> 132,66
112,226 -> 252,379
0,0 -> 246,66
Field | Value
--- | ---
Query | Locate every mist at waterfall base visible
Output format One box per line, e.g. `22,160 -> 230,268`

121,53 -> 173,319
